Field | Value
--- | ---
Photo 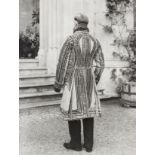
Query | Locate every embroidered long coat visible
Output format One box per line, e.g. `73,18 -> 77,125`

54,30 -> 105,120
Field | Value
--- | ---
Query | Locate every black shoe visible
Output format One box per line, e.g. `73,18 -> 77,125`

63,142 -> 82,151
83,144 -> 93,152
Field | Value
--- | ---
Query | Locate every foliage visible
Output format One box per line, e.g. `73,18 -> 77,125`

106,0 -> 130,16
112,30 -> 136,82
104,0 -> 136,95
104,0 -> 136,83
103,25 -> 113,33
32,9 -> 39,26
19,9 -> 39,58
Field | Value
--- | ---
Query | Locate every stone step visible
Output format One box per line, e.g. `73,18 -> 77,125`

19,93 -> 120,110
19,59 -> 39,68
19,82 -> 55,94
19,67 -> 48,76
19,90 -> 62,104
19,100 -> 61,110
19,74 -> 55,85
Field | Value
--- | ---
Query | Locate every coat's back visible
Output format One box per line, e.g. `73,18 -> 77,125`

55,30 -> 104,120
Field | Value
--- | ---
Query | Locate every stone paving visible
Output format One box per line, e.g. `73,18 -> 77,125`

19,99 -> 136,155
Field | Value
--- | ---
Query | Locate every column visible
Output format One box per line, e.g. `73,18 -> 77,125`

38,0 -> 59,74
38,0 -> 48,67
46,0 -> 58,74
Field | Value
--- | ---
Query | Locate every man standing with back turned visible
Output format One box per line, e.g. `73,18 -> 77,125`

54,13 -> 104,152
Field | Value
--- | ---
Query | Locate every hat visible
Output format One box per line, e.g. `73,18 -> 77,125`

74,13 -> 89,25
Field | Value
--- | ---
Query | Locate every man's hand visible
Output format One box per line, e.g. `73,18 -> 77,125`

54,82 -> 61,93
95,76 -> 100,85
54,87 -> 61,93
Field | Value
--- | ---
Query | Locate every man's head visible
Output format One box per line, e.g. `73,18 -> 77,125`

73,13 -> 89,33
74,13 -> 89,25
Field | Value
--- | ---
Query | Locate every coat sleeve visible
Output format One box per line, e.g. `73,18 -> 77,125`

54,36 -> 74,90
93,40 -> 105,84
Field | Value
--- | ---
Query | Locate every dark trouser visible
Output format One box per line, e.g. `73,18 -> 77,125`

68,117 -> 94,149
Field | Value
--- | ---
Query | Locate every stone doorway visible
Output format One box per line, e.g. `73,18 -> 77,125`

19,0 -> 39,59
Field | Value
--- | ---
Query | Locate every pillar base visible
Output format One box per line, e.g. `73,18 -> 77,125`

46,47 -> 58,74
38,48 -> 47,67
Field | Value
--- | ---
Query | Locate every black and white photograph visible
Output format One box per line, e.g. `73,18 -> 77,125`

19,0 -> 136,154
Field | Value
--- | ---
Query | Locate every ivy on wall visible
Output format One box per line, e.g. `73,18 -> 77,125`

19,9 -> 39,58
103,0 -> 136,93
